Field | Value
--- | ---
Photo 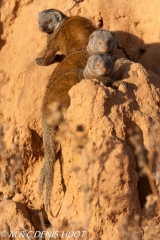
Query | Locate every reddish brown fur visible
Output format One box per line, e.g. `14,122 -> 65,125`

47,49 -> 89,86
57,16 -> 96,54
37,16 -> 96,66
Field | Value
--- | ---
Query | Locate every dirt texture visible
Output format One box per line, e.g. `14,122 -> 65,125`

0,0 -> 160,239
0,200 -> 35,240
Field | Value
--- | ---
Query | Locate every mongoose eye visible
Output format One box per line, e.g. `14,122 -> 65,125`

47,20 -> 52,24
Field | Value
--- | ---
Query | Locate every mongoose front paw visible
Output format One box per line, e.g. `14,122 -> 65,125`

112,81 -> 128,91
36,57 -> 44,65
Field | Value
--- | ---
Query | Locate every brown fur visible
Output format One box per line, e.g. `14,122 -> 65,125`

37,16 -> 96,66
39,53 -> 115,211
47,49 -> 89,85
38,70 -> 84,212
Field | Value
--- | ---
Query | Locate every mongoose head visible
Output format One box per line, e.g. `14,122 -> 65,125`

87,30 -> 116,55
38,9 -> 67,33
83,54 -> 114,79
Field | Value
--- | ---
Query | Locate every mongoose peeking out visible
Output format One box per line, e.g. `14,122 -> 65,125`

87,30 -> 116,55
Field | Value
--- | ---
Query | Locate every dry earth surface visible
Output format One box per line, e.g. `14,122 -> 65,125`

0,0 -> 160,239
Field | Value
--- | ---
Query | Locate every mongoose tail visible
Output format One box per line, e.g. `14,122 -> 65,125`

39,54 -> 115,211
38,122 -> 57,211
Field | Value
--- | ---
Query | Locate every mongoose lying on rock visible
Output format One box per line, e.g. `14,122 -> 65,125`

47,29 -> 117,83
39,54 -> 115,211
36,9 -> 96,66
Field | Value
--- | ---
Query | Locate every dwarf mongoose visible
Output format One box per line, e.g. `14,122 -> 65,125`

47,29 -> 117,83
39,54 -> 115,210
87,30 -> 116,55
36,9 -> 96,66
83,54 -> 115,85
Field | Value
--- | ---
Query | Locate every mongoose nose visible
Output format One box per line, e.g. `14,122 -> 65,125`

98,41 -> 108,51
97,63 -> 108,73
102,68 -> 108,73
39,27 -> 44,31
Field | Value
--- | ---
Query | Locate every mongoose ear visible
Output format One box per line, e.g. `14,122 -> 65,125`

89,33 -> 94,39
110,31 -> 115,38
38,12 -> 42,18
54,11 -> 63,22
